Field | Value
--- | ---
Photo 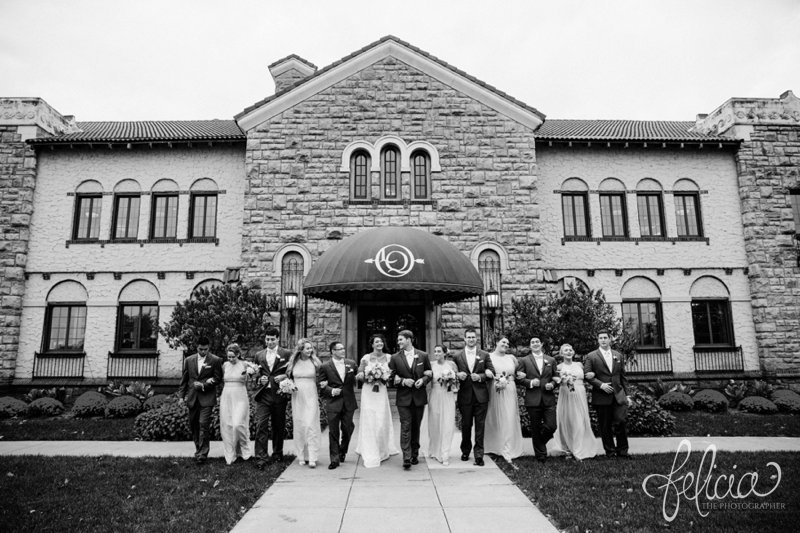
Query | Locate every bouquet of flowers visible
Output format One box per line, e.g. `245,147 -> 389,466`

558,369 -> 576,392
241,361 -> 260,377
437,368 -> 459,392
495,372 -> 510,392
365,363 -> 391,392
278,378 -> 297,397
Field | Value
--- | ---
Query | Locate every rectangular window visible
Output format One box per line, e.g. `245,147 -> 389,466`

112,195 -> 140,240
189,193 -> 217,238
622,301 -> 664,347
73,195 -> 102,240
691,300 -> 734,346
561,193 -> 590,237
637,193 -> 664,237
44,305 -> 87,352
674,193 -> 703,237
117,304 -> 159,351
150,194 -> 178,239
600,193 -> 628,237
790,189 -> 800,233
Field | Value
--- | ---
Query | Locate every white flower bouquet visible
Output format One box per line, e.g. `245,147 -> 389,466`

495,372 -> 510,391
278,378 -> 297,397
365,363 -> 391,392
437,368 -> 459,392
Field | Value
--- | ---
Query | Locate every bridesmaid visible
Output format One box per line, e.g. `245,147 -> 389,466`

286,339 -> 322,468
553,343 -> 601,460
483,337 -> 524,464
427,345 -> 458,465
219,343 -> 253,465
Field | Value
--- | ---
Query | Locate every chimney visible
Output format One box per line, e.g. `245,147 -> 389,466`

268,55 -> 317,94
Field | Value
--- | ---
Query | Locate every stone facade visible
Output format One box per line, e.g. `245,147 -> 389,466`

241,56 -> 544,354
695,91 -> 800,377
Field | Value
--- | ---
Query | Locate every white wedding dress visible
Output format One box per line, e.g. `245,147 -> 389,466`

355,353 -> 399,467
220,360 -> 253,464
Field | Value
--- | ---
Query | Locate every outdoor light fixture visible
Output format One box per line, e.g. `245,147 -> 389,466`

284,291 -> 299,310
485,289 -> 500,310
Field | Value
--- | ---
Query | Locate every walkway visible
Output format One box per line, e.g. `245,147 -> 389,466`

2,431 -> 799,533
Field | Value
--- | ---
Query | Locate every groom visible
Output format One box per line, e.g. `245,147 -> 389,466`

178,336 -> 223,464
317,341 -> 358,470
452,328 -> 495,466
389,329 -> 432,470
253,326 -> 292,469
518,337 -> 558,463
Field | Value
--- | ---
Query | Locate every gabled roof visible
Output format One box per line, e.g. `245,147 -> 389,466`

535,119 -> 736,143
237,35 -> 545,131
28,120 -> 245,145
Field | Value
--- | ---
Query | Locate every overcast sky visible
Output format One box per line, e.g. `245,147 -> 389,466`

2,0 -> 799,122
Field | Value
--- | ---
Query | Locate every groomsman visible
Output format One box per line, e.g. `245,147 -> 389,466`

452,328 -> 495,466
389,330 -> 432,470
178,336 -> 223,464
318,341 -> 358,470
517,337 -> 558,463
584,330 -> 631,458
253,326 -> 292,469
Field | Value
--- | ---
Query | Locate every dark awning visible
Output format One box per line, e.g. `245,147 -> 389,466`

303,227 -> 484,304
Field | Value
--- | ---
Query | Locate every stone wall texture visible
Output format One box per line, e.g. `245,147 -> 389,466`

736,125 -> 800,376
242,57 -> 545,353
0,126 -> 37,384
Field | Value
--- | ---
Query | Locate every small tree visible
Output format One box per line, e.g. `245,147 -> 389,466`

160,283 -> 280,356
505,285 -> 636,361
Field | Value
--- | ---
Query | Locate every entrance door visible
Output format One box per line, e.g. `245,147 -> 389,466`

357,305 -> 426,357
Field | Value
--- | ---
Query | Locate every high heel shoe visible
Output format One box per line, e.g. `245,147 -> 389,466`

309,461 -> 316,468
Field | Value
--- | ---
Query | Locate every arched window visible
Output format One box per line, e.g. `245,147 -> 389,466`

412,150 -> 431,199
73,181 -> 103,241
621,277 -> 664,348
112,180 -> 141,241
674,179 -> 703,237
636,179 -> 665,238
381,146 -> 399,199
690,276 -> 733,347
561,178 -> 591,238
281,252 -> 304,346
116,280 -> 160,353
43,281 -> 88,353
599,178 -> 628,238
150,179 -> 179,240
478,249 -> 503,345
350,150 -> 370,200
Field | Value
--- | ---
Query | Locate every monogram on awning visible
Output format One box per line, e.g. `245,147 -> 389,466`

303,227 -> 483,304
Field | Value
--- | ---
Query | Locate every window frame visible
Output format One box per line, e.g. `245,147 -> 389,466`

149,193 -> 179,240
72,194 -> 102,241
115,302 -> 160,353
380,146 -> 399,200
674,192 -> 704,238
350,150 -> 370,200
636,192 -> 665,238
691,299 -> 735,347
189,192 -> 218,239
42,303 -> 87,354
411,150 -> 431,200
111,193 -> 141,241
622,300 -> 665,348
599,192 -> 629,238
561,192 -> 591,238
790,189 -> 800,234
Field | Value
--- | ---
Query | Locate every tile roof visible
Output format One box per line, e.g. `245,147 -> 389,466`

28,120 -> 244,145
237,35 -> 545,121
535,119 -> 736,142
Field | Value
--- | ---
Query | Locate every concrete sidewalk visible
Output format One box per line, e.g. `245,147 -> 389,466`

2,432 -> 799,533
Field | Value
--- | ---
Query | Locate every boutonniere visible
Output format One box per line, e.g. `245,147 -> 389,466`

347,368 -> 354,373
412,354 -> 418,359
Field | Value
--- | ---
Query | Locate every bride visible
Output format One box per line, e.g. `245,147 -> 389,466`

355,334 -> 399,467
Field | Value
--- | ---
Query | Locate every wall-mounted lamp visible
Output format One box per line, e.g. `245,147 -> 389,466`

284,291 -> 299,311
485,290 -> 500,310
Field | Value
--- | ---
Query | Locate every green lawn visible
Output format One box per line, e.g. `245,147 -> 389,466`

498,452 -> 800,533
669,410 -> 800,437
1,455 -> 292,533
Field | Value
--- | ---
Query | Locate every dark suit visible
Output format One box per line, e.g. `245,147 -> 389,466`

318,358 -> 358,464
388,348 -> 431,463
451,348 -> 495,460
518,353 -> 558,459
584,348 -> 629,456
253,346 -> 292,463
178,352 -> 223,460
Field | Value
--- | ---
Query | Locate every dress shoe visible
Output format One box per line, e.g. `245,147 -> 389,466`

403,461 -> 411,470
410,457 -> 419,465
618,454 -> 633,460
474,457 -> 484,466
328,462 -> 339,470
272,453 -> 284,462
461,454 -> 469,461
195,457 -> 207,465
339,453 -> 347,463
536,456 -> 547,464
255,461 -> 266,470
309,461 -> 316,468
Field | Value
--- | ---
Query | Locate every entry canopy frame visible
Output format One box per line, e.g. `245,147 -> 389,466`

303,226 -> 484,305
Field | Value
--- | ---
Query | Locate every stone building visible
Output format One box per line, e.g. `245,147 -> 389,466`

0,36 -> 797,388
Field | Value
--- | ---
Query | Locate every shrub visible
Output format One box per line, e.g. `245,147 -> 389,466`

693,389 -> 729,412
23,387 -> 66,404
643,379 -> 672,400
724,379 -> 748,408
657,391 -> 694,412
103,381 -> 154,403
0,397 -> 28,418
27,397 -> 65,417
105,395 -> 143,418
738,396 -> 779,414
772,389 -> 800,413
72,391 -> 108,418
671,382 -> 695,396
134,401 -> 192,441
627,386 -> 675,436
747,380 -> 774,400
143,394 -> 172,411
